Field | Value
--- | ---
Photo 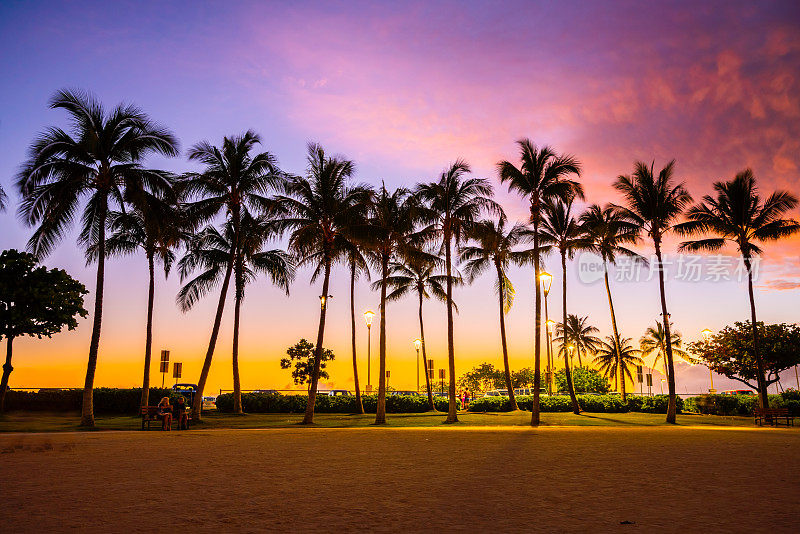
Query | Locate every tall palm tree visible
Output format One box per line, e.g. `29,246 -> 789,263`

674,169 -> 799,410
554,314 -> 602,368
276,143 -> 368,424
539,198 -> 586,414
581,203 -> 644,400
379,257 -> 452,411
97,190 -> 182,408
362,185 -> 423,424
640,321 -> 689,380
344,242 -> 370,414
415,161 -> 500,423
498,140 -> 582,425
180,130 -> 282,419
461,216 -> 534,411
594,335 -> 643,392
613,160 -> 691,423
16,89 -> 178,427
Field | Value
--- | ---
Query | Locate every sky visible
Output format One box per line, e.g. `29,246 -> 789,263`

1,0 -> 799,396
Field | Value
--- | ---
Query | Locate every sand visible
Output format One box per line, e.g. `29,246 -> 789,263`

1,426 -> 799,532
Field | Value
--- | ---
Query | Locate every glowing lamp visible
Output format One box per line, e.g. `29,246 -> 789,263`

363,310 -> 375,327
414,338 -> 422,351
539,271 -> 553,295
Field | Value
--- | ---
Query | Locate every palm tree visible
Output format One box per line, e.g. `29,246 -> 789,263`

554,315 -> 602,368
276,143 -> 368,424
539,198 -> 587,414
415,161 -> 500,423
344,242 -> 370,415
640,321 -> 689,380
16,89 -> 178,426
613,160 -> 691,423
594,335 -> 643,392
98,190 -> 182,408
180,130 -> 282,419
674,169 -> 799,410
0,184 -> 6,211
362,185 -> 424,424
498,140 -> 582,425
461,216 -> 534,411
581,203 -> 644,400
379,257 -> 452,411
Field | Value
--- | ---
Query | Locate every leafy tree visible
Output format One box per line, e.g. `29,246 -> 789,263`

457,363 -> 504,393
675,169 -> 799,409
688,322 -> 800,390
555,366 -> 610,395
511,367 -> 536,388
179,130 -> 283,419
498,140 -> 582,425
416,161 -> 500,422
0,250 -> 88,411
461,216 -> 533,410
613,160 -> 691,423
280,339 -> 335,391
16,89 -> 178,426
581,203 -> 644,399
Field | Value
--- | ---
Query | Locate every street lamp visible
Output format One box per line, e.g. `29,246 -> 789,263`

364,311 -> 375,390
701,328 -> 715,393
320,294 -> 333,310
546,319 -> 556,394
414,338 -> 422,393
539,271 -> 553,395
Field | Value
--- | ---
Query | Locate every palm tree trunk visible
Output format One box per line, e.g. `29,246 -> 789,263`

562,251 -> 580,414
375,254 -> 389,424
654,241 -> 677,423
81,198 -> 107,427
0,336 -> 14,412
140,253 -> 156,409
302,258 -> 331,424
191,251 -> 234,420
232,264 -> 243,415
744,255 -> 769,410
350,262 -> 364,414
444,230 -> 458,423
497,262 -> 518,411
603,264 -> 624,401
418,289 -> 435,411
531,216 -> 542,426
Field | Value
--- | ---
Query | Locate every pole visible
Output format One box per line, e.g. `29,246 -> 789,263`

709,368 -> 715,393
795,365 -> 799,390
416,347 -> 420,393
367,324 -> 371,389
544,293 -> 551,395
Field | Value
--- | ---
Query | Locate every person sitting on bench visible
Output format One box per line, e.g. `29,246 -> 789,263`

173,396 -> 189,430
157,397 -> 172,431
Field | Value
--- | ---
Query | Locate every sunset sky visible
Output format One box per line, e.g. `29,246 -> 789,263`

1,0 -> 799,395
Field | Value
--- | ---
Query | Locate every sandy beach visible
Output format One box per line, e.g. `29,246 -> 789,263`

2,425 -> 799,532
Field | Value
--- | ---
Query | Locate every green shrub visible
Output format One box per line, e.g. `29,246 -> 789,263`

468,393 -> 680,413
215,393 -> 458,413
3,388 -> 173,413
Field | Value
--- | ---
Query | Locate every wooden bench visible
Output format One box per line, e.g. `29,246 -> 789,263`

140,406 -> 191,430
754,407 -> 793,427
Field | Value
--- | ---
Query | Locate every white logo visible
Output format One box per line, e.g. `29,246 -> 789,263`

577,253 -> 604,284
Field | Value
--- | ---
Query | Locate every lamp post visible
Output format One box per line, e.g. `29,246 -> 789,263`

414,338 -> 422,393
546,319 -> 556,395
364,310 -> 374,391
568,344 -> 575,393
701,328 -> 715,393
539,271 -> 553,395
320,294 -> 333,310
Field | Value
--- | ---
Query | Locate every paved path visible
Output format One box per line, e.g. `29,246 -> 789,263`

2,426 -> 798,532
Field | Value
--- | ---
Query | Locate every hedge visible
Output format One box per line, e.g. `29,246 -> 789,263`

467,394 -> 684,414
215,392 -> 461,413
684,392 -> 800,416
2,388 -> 174,414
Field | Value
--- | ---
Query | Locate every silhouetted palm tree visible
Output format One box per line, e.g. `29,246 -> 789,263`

378,257 -> 453,411
461,216 -> 534,411
276,143 -> 369,424
539,198 -> 587,413
640,321 -> 688,380
17,89 -> 178,426
613,160 -> 691,423
415,161 -> 500,423
594,335 -> 643,392
554,314 -> 602,367
179,130 -> 283,419
498,140 -> 582,425
98,190 -> 183,408
362,185 -> 424,424
581,203 -> 644,400
674,169 -> 799,409
344,242 -> 370,414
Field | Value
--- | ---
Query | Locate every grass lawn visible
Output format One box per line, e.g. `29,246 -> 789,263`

0,409 -> 783,432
